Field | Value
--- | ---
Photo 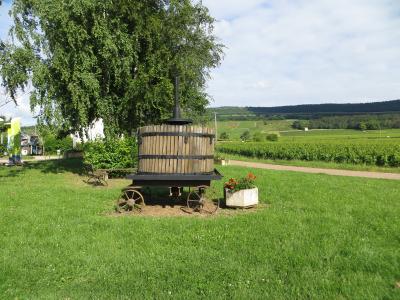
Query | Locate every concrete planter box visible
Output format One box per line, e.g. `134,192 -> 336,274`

225,187 -> 258,208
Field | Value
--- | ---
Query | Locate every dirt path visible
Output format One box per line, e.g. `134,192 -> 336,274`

229,160 -> 400,180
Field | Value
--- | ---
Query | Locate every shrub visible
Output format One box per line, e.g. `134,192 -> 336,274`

0,144 -> 6,156
358,122 -> 367,131
292,120 -> 310,130
0,136 -> 7,155
43,135 -> 73,154
252,132 -> 264,142
240,130 -> 251,141
83,137 -> 137,170
219,132 -> 230,140
266,133 -> 279,142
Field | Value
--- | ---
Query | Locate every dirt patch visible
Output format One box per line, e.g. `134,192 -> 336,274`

108,195 -> 265,218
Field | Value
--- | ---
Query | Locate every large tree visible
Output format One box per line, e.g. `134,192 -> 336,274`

0,0 -> 223,136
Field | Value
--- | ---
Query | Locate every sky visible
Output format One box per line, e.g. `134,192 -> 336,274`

1,0 -> 400,125
0,0 -> 35,125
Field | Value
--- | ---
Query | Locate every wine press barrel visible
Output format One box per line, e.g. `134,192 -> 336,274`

137,125 -> 215,174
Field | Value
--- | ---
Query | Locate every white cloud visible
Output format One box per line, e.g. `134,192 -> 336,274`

2,0 -> 400,121
0,88 -> 36,125
203,0 -> 266,20
203,0 -> 400,107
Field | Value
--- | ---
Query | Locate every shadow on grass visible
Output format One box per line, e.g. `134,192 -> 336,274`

0,166 -> 25,178
27,158 -> 85,175
0,158 -> 85,178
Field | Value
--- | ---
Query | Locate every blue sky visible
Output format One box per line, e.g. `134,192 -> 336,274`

1,0 -> 400,125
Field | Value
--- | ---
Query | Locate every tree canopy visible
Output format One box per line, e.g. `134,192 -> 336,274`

0,0 -> 223,136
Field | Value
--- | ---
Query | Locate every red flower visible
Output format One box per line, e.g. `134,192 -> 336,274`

247,172 -> 256,180
224,178 -> 238,190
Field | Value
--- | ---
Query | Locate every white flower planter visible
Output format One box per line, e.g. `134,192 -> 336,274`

225,187 -> 258,208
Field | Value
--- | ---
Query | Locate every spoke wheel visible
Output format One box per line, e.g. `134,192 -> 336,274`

118,188 -> 145,212
187,186 -> 207,212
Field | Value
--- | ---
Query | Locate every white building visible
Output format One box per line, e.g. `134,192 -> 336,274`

71,118 -> 105,147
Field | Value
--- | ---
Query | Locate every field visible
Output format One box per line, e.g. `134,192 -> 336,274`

217,139 -> 400,167
281,128 -> 400,141
214,119 -> 400,141
1,159 -> 400,298
214,120 -> 400,170
211,119 -> 295,140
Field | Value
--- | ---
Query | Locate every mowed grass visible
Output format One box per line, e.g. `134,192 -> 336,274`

1,159 -> 400,299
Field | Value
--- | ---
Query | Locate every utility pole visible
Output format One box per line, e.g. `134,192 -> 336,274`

214,112 -> 218,141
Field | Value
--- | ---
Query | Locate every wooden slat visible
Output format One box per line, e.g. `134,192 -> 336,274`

177,125 -> 182,173
183,126 -> 187,173
202,127 -> 205,173
142,127 -> 145,173
143,126 -> 147,173
138,127 -> 142,172
151,125 -> 155,173
158,125 -> 162,173
209,127 -> 212,172
193,126 -> 198,173
204,127 -> 208,172
160,124 -> 165,173
166,125 -> 171,173
188,126 -> 193,174
137,124 -> 216,174
171,125 -> 179,173
155,125 -> 160,173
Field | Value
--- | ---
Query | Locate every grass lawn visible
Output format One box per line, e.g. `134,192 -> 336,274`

1,159 -> 399,298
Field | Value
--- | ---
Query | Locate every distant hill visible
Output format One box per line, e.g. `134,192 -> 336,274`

247,100 -> 400,115
209,99 -> 400,119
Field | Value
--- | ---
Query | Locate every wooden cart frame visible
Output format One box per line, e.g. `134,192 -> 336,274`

121,169 -> 223,213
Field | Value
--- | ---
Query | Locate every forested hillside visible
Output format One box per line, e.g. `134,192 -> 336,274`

209,99 -> 400,119
247,99 -> 400,116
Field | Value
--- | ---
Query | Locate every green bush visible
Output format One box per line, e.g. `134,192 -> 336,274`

44,135 -> 73,154
0,144 -> 6,156
358,122 -> 367,131
252,132 -> 264,142
266,133 -> 279,142
292,120 -> 310,130
0,137 -> 7,155
240,130 -> 251,141
83,137 -> 137,170
219,132 -> 230,140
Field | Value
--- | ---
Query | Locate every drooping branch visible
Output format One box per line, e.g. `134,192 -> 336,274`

0,0 -> 224,137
